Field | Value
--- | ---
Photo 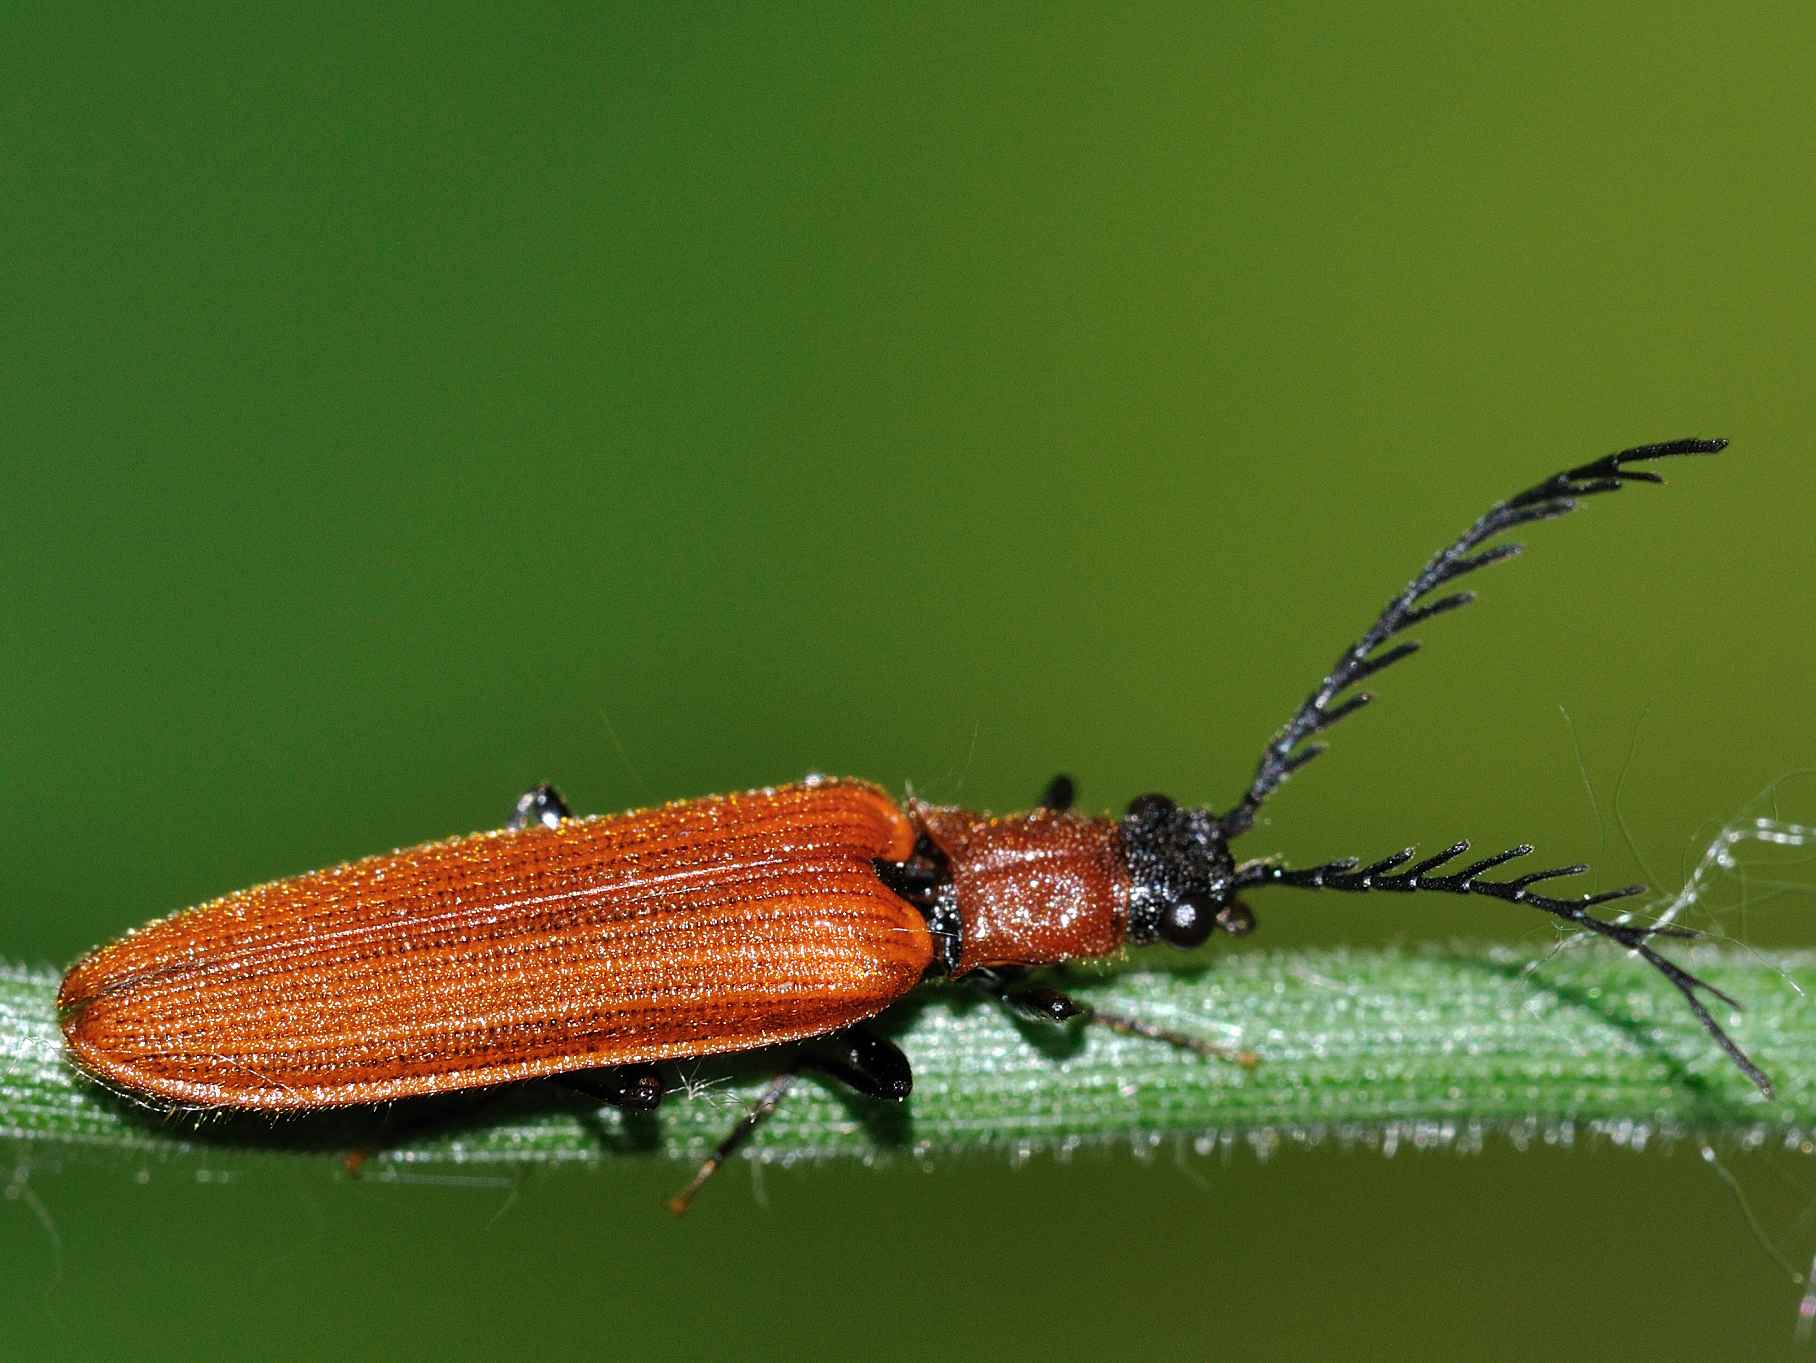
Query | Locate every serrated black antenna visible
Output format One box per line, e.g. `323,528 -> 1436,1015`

1232,842 -> 1773,1096
1219,437 -> 1728,841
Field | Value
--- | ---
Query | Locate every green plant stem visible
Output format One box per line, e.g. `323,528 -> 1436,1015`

3,945 -> 1809,1172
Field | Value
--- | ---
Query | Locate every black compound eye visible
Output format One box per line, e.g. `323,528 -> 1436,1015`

1215,900 -> 1256,937
1158,893 -> 1215,949
1126,792 -> 1177,821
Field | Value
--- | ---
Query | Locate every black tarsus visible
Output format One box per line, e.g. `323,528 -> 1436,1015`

559,1063 -> 664,1111
1232,842 -> 1773,1097
1041,774 -> 1077,812
1220,438 -> 1728,840
510,782 -> 572,831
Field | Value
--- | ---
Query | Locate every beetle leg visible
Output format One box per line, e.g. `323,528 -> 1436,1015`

665,1028 -> 911,1215
971,965 -> 1082,1022
557,1062 -> 664,1112
509,782 -> 571,831
666,1072 -> 798,1216
346,1063 -> 665,1177
1004,979 -> 1089,1024
976,968 -> 1260,1068
799,1026 -> 913,1100
1084,1008 -> 1260,1067
1040,774 -> 1077,812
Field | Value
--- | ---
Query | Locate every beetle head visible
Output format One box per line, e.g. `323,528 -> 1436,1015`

1119,794 -> 1254,949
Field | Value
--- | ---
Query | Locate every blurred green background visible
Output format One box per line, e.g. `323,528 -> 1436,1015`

5,4 -> 1814,1359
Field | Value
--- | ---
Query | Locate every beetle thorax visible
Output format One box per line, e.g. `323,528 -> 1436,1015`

907,802 -> 1129,975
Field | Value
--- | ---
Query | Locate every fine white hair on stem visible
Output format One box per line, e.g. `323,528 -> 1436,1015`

1597,778 -> 1816,1001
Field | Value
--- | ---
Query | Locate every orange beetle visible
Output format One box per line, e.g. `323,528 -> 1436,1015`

60,439 -> 1764,1212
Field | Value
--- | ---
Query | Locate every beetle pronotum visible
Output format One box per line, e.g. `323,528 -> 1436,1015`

59,438 -> 1766,1212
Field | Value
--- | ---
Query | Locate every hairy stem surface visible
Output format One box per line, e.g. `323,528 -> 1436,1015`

3,945 -> 1808,1171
